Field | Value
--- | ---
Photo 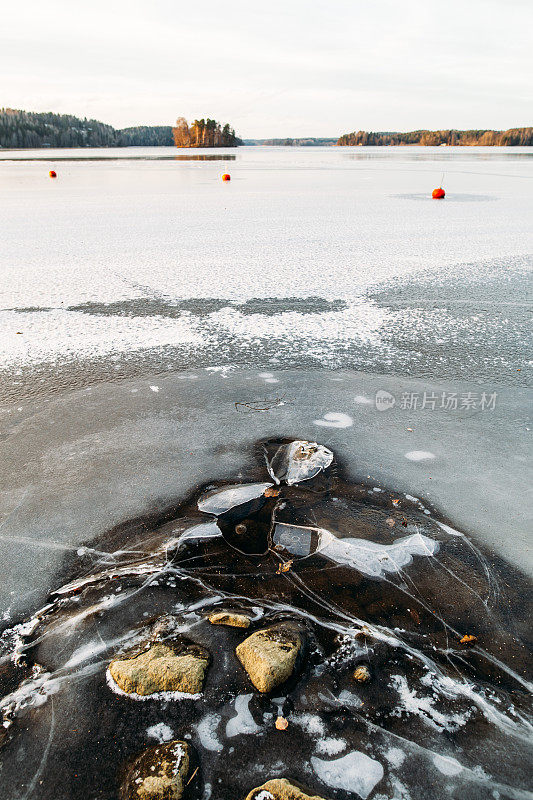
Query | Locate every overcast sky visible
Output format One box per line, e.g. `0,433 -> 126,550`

2,0 -> 531,137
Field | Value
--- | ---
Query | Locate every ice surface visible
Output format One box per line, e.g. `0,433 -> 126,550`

0,147 -> 531,387
317,530 -> 439,577
198,483 -> 272,515
0,368 -> 531,622
311,750 -> 384,798
432,754 -> 463,776
265,440 -> 334,485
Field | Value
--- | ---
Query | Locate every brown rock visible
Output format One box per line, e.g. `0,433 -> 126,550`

353,665 -> 371,682
120,740 -> 192,800
109,641 -> 209,696
244,777 -> 329,800
208,611 -> 251,629
236,623 -> 303,693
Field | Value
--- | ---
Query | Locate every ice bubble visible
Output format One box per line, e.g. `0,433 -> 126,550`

311,751 -> 384,798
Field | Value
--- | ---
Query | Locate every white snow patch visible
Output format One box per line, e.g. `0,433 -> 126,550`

311,751 -> 384,799
316,737 -> 347,755
385,747 -> 406,768
404,451 -> 435,462
390,675 -> 468,732
313,412 -> 353,429
147,723 -> 174,743
354,395 -> 373,405
226,694 -> 261,738
291,713 -> 326,737
171,742 -> 186,774
196,713 -> 223,752
149,385 -> 159,393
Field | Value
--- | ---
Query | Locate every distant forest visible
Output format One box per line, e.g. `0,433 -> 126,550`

2,109 -> 531,149
337,128 -> 533,146
245,137 -> 337,146
172,117 -> 241,147
0,109 -> 241,149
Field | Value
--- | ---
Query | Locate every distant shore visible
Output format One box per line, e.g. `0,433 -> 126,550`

2,109 -> 531,148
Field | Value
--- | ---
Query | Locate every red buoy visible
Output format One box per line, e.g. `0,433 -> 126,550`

49,170 -> 57,178
222,173 -> 231,181
432,186 -> 445,199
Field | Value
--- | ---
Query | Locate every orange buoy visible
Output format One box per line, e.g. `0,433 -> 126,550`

49,170 -> 57,178
222,173 -> 231,181
432,186 -> 445,199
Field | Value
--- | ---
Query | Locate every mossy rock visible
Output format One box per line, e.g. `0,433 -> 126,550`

236,623 -> 303,693
120,740 -> 192,799
208,611 -> 251,628
245,777 -> 329,800
109,641 -> 209,696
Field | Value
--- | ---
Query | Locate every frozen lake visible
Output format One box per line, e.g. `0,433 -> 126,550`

0,145 -> 531,391
0,145 -> 531,800
1,143 -> 531,591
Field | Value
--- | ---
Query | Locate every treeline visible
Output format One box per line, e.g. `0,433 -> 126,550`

246,137 -> 337,146
172,117 -> 241,147
0,108 -> 121,148
119,126 -> 173,146
0,109 -> 240,149
337,128 -> 533,146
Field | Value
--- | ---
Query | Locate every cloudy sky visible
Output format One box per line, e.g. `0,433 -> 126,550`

2,0 -> 531,137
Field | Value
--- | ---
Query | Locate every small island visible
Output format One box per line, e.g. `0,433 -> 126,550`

172,117 -> 241,148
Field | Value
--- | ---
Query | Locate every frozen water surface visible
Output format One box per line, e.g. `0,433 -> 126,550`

0,146 -> 531,800
0,146 -> 531,390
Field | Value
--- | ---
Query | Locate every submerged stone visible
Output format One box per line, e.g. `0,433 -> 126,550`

108,641 -> 209,697
236,623 -> 303,693
353,665 -> 371,682
120,740 -> 191,800
244,777 -> 329,800
208,611 -> 251,628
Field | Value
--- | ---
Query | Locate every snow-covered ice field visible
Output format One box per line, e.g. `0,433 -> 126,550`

0,146 -> 531,389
